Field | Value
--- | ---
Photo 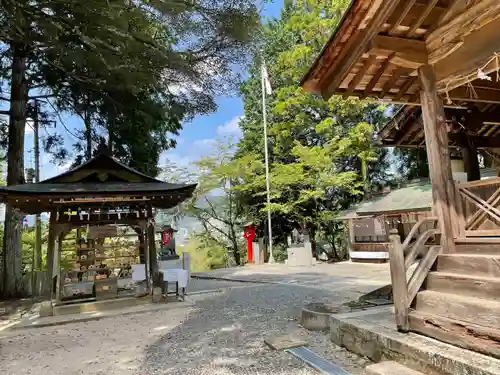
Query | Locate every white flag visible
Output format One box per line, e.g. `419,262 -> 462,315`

261,64 -> 272,95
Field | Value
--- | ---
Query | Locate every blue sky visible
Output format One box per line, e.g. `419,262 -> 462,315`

23,0 -> 285,181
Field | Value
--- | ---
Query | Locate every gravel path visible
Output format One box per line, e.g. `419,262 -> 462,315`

0,281 -> 371,375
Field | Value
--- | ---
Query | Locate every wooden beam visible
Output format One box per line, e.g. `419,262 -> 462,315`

364,84 -> 500,105
431,3 -> 500,85
362,54 -> 394,98
418,64 -> 456,253
447,85 -> 500,105
323,0 -> 404,99
370,35 -> 428,69
427,0 -> 500,57
438,0 -> 469,25
452,134 -> 500,148
345,55 -> 377,98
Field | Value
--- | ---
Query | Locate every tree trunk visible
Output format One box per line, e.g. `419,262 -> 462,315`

230,227 -> 240,265
231,240 -> 240,265
3,43 -> 28,298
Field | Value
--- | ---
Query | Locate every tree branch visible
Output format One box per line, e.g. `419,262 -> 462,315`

28,94 -> 55,100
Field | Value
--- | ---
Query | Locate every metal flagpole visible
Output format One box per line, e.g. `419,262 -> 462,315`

261,62 -> 275,264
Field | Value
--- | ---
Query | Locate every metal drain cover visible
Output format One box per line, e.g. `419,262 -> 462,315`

286,346 -> 352,375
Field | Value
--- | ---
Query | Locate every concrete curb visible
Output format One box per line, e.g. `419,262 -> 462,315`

9,301 -> 194,331
300,303 -> 352,331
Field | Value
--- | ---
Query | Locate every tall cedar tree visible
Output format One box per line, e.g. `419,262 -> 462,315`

0,0 -> 259,297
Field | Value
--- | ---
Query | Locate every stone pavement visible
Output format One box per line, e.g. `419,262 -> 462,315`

193,261 -> 391,298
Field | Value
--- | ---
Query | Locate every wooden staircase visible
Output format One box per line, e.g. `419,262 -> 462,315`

389,220 -> 500,359
387,177 -> 500,359
408,239 -> 500,358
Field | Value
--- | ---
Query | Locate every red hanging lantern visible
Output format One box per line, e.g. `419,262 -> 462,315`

161,231 -> 171,245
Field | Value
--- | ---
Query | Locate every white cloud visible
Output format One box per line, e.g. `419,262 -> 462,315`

193,138 -> 215,149
216,116 -> 243,137
160,152 -> 192,169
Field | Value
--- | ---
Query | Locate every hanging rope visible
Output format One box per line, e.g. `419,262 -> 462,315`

444,52 -> 500,105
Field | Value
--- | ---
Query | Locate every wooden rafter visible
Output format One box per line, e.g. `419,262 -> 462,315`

389,0 -> 418,35
439,0 -> 472,26
345,54 -> 377,98
379,67 -> 406,98
323,0 -> 404,97
407,0 -> 440,37
362,54 -> 394,97
394,75 -> 418,101
395,116 -> 423,144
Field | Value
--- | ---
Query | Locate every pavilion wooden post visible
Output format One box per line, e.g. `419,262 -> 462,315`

418,65 -> 456,253
54,232 -> 64,303
347,219 -> 355,248
146,205 -> 158,288
45,211 -> 57,298
462,136 -> 480,182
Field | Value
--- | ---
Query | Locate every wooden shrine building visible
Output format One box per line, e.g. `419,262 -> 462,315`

379,104 -> 500,180
0,147 -> 196,304
302,0 -> 500,358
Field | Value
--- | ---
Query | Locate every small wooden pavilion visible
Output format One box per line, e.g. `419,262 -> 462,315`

0,146 -> 196,303
302,0 -> 500,357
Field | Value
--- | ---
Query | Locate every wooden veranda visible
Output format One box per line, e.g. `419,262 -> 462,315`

302,0 -> 500,358
0,147 -> 196,304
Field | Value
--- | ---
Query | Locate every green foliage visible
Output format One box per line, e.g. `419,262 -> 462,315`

163,137 -> 252,265
0,0 -> 261,296
234,0 -> 391,256
394,148 -> 430,181
179,233 -> 230,272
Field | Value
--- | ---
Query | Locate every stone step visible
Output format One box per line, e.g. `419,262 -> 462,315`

409,310 -> 500,359
415,290 -> 500,329
365,361 -> 425,375
426,271 -> 500,300
436,254 -> 500,277
330,306 -> 500,375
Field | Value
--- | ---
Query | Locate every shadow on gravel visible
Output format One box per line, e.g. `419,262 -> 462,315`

139,284 -> 349,375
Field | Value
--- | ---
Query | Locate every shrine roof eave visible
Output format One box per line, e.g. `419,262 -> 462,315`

301,0 -> 500,107
0,182 -> 197,196
0,182 -> 197,214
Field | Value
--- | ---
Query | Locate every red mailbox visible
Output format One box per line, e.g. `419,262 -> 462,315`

243,224 -> 257,263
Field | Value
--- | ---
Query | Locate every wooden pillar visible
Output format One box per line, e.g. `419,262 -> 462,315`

147,205 -> 158,287
347,219 -> 355,248
462,137 -> 480,181
418,65 -> 456,253
45,212 -> 56,298
54,233 -> 63,302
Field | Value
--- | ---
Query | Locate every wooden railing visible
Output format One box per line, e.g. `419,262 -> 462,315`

456,177 -> 500,237
388,216 -> 440,332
